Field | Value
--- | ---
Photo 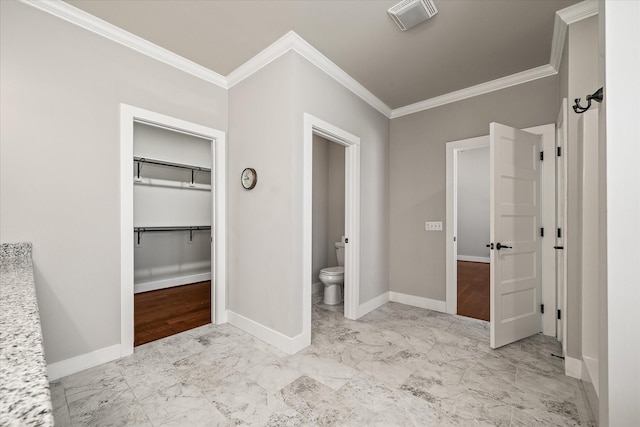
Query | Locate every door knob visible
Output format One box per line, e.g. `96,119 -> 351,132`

553,245 -> 564,250
496,243 -> 512,250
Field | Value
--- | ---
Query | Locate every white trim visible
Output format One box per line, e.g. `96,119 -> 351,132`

446,136 -> 490,315
549,13 -> 568,72
565,356 -> 583,379
226,310 -> 306,355
303,113 -> 361,356
557,1 -> 599,26
457,255 -> 490,263
357,292 -> 391,318
228,32 -> 392,118
134,272 -> 212,294
391,65 -> 557,119
389,291 -> 447,313
583,356 -> 600,397
120,105 -> 227,356
20,0 -> 226,88
47,344 -> 122,381
525,124 -> 557,338
550,1 -> 599,71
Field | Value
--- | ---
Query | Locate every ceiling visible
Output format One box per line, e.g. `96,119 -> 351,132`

64,0 -> 580,109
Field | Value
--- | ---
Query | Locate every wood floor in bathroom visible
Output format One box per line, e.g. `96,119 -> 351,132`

457,261 -> 490,322
134,281 -> 211,346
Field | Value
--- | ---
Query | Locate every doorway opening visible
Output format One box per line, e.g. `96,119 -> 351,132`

446,136 -> 490,322
301,113 -> 360,350
312,135 -> 346,314
120,105 -> 227,357
456,145 -> 491,322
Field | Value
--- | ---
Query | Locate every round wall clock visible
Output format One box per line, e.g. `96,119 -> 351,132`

241,167 -> 257,190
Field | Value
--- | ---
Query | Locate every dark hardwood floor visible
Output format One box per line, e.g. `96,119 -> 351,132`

457,261 -> 490,322
134,281 -> 211,346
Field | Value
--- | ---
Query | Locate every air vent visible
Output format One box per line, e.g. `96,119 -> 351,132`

388,0 -> 438,31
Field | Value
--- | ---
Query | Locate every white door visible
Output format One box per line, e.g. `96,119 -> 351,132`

490,123 -> 543,349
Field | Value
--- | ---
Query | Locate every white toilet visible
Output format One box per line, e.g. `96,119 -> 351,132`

319,241 -> 345,305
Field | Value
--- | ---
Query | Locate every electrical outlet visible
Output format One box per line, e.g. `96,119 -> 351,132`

425,221 -> 443,231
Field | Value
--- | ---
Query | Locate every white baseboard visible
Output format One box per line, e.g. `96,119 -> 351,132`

565,356 -> 583,379
47,344 -> 123,381
389,291 -> 447,313
134,272 -> 211,294
312,281 -> 323,296
357,292 -> 390,318
457,255 -> 490,263
226,310 -> 308,355
582,356 -> 600,397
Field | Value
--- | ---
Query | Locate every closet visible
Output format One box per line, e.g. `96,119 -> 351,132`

133,122 -> 213,344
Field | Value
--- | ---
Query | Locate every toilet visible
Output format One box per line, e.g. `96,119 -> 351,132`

319,241 -> 345,305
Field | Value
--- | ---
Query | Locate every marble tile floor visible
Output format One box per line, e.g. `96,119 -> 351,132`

50,302 -> 595,426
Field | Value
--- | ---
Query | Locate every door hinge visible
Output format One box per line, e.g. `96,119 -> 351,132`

540,151 -> 544,161
557,309 -> 562,320
557,146 -> 562,157
557,228 -> 562,238
541,304 -> 545,314
540,227 -> 544,237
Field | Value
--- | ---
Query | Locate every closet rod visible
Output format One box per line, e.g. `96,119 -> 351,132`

134,226 -> 211,244
134,157 -> 211,173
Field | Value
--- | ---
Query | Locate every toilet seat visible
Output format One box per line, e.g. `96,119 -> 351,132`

320,266 -> 344,276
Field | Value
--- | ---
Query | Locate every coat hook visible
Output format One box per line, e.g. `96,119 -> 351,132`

573,87 -> 604,114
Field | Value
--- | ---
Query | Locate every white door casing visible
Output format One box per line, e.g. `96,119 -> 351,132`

556,98 -> 568,355
120,104 -> 227,357
490,122 -> 543,349
302,113 -> 360,351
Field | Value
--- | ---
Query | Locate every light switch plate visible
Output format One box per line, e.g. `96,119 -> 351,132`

425,221 -> 443,231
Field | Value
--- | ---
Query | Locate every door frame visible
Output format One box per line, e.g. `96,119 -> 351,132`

445,124 -> 556,336
303,113 -> 360,346
119,104 -> 227,357
556,98 -> 568,357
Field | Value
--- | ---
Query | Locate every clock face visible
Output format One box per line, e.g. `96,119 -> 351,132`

241,168 -> 257,189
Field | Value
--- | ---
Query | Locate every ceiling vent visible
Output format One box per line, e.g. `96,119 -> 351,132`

388,0 -> 438,31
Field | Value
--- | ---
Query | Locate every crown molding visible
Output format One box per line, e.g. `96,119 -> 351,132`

227,31 -> 393,118
19,0 -> 598,121
557,0 -> 598,25
550,1 -> 599,70
390,64 -> 557,119
20,0 -> 227,88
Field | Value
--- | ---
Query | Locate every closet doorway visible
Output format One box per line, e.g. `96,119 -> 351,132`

120,105 -> 226,356
455,145 -> 490,321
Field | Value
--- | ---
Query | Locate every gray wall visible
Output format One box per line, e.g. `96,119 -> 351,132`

133,123 -> 212,286
312,136 -> 330,284
327,141 -> 345,264
563,16 -> 599,360
227,51 -> 390,338
228,53 -> 298,336
457,147 -> 490,259
312,135 -> 345,284
0,1 -> 228,364
292,54 -> 390,305
389,76 -> 559,302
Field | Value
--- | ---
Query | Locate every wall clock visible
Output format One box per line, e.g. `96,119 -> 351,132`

241,168 -> 257,190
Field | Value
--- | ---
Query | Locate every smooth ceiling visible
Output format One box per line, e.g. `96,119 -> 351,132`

65,0 -> 580,109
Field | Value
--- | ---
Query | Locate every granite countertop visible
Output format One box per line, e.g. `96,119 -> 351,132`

0,243 -> 54,426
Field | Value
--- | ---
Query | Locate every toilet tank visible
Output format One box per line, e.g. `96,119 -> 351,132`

335,242 -> 345,266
